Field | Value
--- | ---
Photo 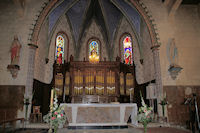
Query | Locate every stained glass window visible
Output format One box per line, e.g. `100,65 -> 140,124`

89,40 -> 99,62
123,36 -> 133,65
55,35 -> 64,64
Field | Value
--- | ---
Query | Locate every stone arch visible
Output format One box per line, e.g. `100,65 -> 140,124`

30,0 -> 159,49
28,0 -> 163,116
119,32 -> 133,62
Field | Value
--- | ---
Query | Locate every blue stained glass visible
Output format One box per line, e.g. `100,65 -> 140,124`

89,41 -> 99,62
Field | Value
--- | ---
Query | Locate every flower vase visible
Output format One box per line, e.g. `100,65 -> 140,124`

53,127 -> 58,133
143,122 -> 147,133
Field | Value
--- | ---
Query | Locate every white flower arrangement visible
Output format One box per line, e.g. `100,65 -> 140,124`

43,91 -> 67,133
138,92 -> 153,133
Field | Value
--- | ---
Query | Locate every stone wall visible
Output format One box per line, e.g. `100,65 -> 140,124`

0,0 -> 200,122
0,0 -> 46,85
34,14 -> 75,84
1,0 -> 199,86
142,0 -> 200,125
142,0 -> 200,86
174,5 -> 200,85
78,19 -> 108,61
113,16 -> 156,84
113,17 -> 145,84
34,20 -> 48,83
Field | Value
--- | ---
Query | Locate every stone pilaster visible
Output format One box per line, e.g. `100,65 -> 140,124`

151,45 -> 163,117
25,43 -> 38,120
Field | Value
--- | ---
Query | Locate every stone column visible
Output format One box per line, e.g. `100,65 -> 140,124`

151,45 -> 163,118
25,43 -> 38,121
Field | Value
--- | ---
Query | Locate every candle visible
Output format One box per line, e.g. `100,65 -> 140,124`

50,89 -> 54,112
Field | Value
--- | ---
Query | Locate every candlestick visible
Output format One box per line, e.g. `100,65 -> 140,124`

48,88 -> 54,133
50,89 -> 54,112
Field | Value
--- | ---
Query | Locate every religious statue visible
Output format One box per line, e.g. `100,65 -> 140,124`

10,35 -> 22,65
167,38 -> 183,80
7,35 -> 22,78
167,38 -> 178,65
91,49 -> 97,56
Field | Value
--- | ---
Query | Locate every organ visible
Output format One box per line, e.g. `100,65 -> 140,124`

53,55 -> 135,103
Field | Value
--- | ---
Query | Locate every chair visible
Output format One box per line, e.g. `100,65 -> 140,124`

30,106 -> 42,123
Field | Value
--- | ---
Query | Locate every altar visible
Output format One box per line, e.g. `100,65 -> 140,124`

61,103 -> 138,127
54,56 -> 138,127
53,56 -> 136,103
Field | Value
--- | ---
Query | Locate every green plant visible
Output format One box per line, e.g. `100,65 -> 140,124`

159,97 -> 168,117
138,93 -> 153,133
43,92 -> 67,133
24,97 -> 30,120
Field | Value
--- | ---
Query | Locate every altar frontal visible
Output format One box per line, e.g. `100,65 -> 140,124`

61,103 -> 138,127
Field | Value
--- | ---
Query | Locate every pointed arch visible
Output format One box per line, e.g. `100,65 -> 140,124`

86,37 -> 101,62
119,33 -> 133,65
55,31 -> 69,64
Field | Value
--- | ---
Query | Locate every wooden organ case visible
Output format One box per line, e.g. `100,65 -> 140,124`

53,56 -> 136,103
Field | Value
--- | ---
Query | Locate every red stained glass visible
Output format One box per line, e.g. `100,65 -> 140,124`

123,36 -> 133,65
55,35 -> 64,64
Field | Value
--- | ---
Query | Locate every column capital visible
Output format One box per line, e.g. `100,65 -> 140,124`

28,43 -> 38,49
151,44 -> 160,51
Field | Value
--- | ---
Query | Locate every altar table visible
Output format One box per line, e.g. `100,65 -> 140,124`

61,103 -> 138,126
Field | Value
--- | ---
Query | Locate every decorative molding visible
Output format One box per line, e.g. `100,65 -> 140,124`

30,0 -> 59,45
7,65 -> 20,78
130,0 -> 161,47
28,43 -> 38,49
168,64 -> 183,80
151,44 -> 160,51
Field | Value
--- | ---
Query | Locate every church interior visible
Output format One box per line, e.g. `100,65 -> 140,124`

0,0 -> 200,132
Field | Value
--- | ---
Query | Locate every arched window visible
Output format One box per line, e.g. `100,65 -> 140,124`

123,35 -> 133,65
89,40 -> 99,63
55,35 -> 64,64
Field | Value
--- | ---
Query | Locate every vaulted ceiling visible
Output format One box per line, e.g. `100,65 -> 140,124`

48,0 -> 142,47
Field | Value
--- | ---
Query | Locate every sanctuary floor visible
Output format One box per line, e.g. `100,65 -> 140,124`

12,127 -> 191,133
1,123 -> 192,133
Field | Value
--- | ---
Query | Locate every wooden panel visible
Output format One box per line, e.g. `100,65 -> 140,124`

0,85 -> 25,122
